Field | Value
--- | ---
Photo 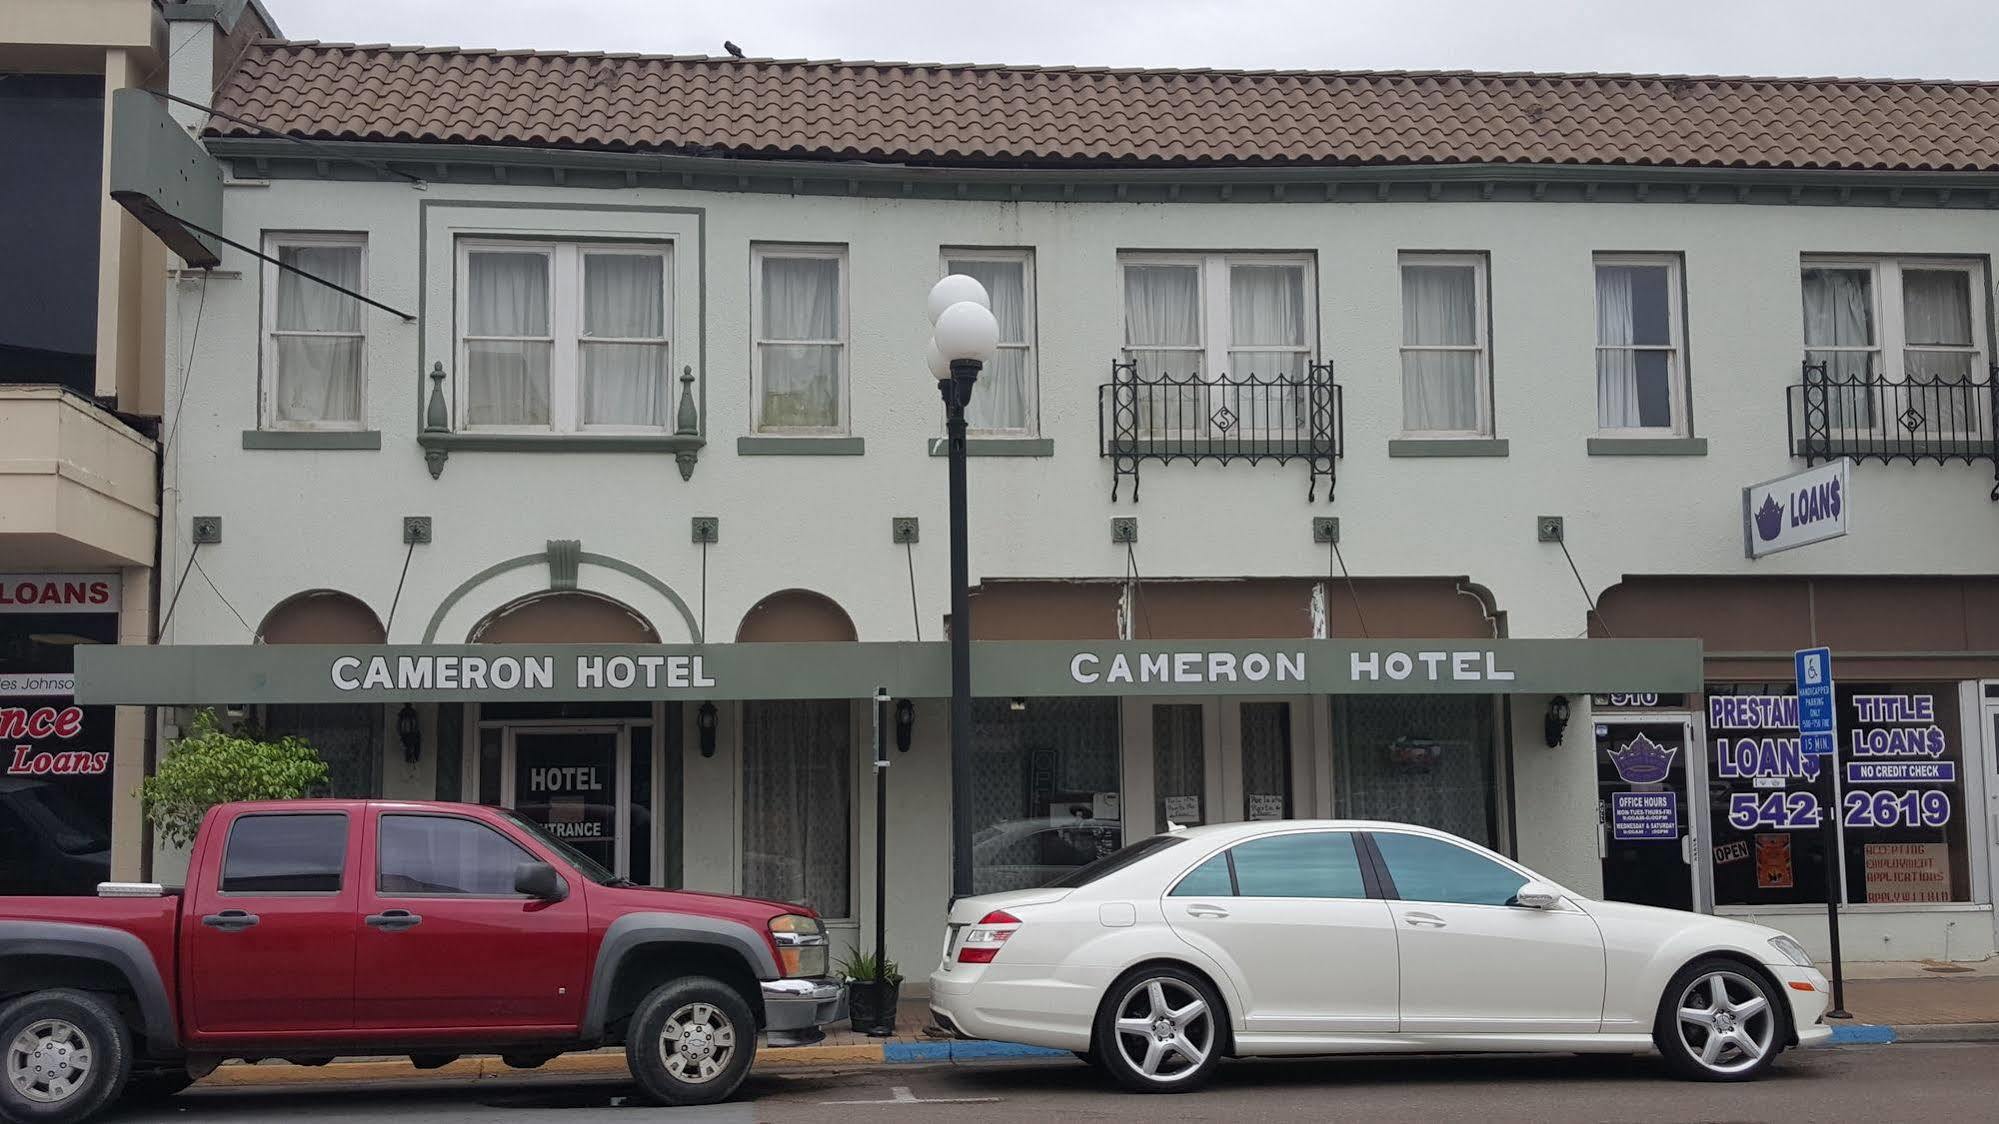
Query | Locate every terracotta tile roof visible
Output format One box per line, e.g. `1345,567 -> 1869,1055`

207,41 -> 1999,172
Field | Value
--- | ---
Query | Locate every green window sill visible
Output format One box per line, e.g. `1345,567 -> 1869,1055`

419,432 -> 704,453
1587,437 -> 1709,456
1388,438 -> 1510,458
927,437 -> 1055,457
242,430 -> 382,450
737,436 -> 866,456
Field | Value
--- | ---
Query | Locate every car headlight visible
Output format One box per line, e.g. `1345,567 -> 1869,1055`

1769,935 -> 1814,968
769,913 -> 829,978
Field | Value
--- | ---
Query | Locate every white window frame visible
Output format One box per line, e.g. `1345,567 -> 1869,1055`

1802,256 -> 1991,436
751,243 -> 849,435
941,248 -> 1039,436
261,231 -> 368,431
454,238 -> 674,435
1117,252 -> 1318,380
1396,251 -> 1492,439
1593,253 -> 1688,438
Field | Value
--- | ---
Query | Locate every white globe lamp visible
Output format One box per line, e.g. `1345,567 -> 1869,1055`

932,301 -> 1000,366
927,274 -> 990,324
925,339 -> 952,381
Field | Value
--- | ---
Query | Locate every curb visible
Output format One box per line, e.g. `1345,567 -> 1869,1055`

203,1043 -> 888,1088
885,1041 -> 1070,1063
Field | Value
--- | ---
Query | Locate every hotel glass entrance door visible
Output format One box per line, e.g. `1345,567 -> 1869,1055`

1132,698 -> 1308,833
504,727 -> 626,878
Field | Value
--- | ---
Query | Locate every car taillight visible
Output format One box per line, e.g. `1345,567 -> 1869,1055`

956,910 -> 1020,964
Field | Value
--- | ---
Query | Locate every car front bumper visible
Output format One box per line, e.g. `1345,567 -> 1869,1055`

762,978 -> 848,1034
1771,964 -> 1834,1046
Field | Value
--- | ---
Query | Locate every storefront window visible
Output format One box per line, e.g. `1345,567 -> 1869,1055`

1332,695 -> 1500,848
265,704 -> 381,797
741,699 -> 850,917
1706,682 -> 1971,906
1,606 -> 117,896
968,697 -> 1121,896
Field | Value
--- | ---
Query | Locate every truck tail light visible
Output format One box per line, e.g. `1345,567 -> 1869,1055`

956,910 -> 1021,964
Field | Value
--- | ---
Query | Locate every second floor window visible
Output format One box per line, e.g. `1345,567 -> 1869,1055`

1121,253 -> 1314,381
1803,257 -> 1988,382
1399,253 -> 1490,436
754,245 -> 847,432
264,233 -> 366,429
943,250 -> 1037,433
458,240 -> 672,432
1595,254 -> 1686,434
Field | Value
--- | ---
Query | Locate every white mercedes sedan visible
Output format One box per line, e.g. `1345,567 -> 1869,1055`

929,821 -> 1832,1093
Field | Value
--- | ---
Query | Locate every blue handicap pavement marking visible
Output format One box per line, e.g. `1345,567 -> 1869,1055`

885,1040 -> 1072,1063
1828,1023 -> 1898,1045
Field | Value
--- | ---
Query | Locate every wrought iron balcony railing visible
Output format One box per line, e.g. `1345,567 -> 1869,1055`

1786,361 -> 1999,500
1098,360 -> 1341,501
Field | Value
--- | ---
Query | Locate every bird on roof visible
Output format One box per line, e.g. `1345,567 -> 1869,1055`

723,41 -> 744,59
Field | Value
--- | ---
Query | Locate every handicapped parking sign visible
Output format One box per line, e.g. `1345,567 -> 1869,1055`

1795,647 -> 1835,757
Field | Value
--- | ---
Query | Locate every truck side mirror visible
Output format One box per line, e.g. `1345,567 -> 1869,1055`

515,861 -> 568,902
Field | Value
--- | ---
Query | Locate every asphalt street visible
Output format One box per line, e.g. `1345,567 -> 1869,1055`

106,1042 -> 1995,1122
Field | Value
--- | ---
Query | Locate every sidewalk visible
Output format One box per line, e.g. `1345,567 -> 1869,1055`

201,970 -> 1999,1090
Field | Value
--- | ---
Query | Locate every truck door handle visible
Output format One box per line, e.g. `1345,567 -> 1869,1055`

201,909 -> 259,932
365,909 -> 423,932
1184,904 -> 1230,919
1401,912 -> 1447,929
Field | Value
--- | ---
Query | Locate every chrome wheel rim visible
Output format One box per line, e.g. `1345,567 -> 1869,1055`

7,1019 -> 93,1104
1675,970 -> 1776,1074
656,1002 -> 737,1084
1111,977 -> 1214,1083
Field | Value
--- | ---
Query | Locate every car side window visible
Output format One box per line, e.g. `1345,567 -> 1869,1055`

1169,853 -> 1235,897
1372,832 -> 1525,906
219,813 -> 348,893
378,814 -> 537,895
1229,832 -> 1366,898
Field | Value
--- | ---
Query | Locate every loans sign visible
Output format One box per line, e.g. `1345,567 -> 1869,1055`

1743,459 -> 1852,558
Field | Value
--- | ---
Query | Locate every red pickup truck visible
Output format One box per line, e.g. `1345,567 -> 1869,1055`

0,799 -> 845,1123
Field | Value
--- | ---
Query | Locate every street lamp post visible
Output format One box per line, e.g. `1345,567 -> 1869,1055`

927,277 -> 999,901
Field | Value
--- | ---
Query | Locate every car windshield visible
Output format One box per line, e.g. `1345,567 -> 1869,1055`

1042,834 -> 1182,888
503,811 -> 622,886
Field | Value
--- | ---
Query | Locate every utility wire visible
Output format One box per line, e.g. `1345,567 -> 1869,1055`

1556,539 -> 1613,636
169,214 -> 415,321
192,555 -> 254,637
1123,541 -> 1153,641
699,540 -> 709,642
164,270 -> 210,453
156,543 -> 203,637
904,541 -> 923,642
1329,538 -> 1372,638
383,540 -> 418,637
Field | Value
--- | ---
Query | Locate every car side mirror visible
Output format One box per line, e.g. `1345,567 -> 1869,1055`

515,861 -> 568,902
1512,880 -> 1561,910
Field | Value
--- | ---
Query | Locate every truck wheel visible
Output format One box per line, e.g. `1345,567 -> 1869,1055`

0,989 -> 131,1124
625,977 -> 757,1106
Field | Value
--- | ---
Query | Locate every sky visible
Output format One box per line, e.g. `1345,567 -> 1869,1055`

260,0 -> 1999,81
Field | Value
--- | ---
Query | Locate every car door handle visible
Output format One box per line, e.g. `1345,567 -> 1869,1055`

1401,912 -> 1447,929
200,909 -> 259,932
1184,904 -> 1230,919
365,909 -> 423,932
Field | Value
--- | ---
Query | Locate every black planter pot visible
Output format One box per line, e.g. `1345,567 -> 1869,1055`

848,979 -> 900,1036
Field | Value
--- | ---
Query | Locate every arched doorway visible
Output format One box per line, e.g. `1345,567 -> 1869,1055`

257,591 -> 387,798
469,590 -> 666,885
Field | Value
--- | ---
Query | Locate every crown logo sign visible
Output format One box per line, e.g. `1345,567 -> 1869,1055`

1607,733 -> 1677,784
1754,494 -> 1785,542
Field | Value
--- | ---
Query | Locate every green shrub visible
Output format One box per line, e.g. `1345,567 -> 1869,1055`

838,949 -> 903,985
139,709 -> 330,848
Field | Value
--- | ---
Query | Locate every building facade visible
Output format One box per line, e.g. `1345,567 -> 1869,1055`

81,39 -> 1999,976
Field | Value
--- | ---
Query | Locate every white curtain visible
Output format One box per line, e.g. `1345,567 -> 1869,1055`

1903,269 -> 1974,381
759,257 -> 842,428
1801,267 -> 1875,380
274,245 -> 364,424
1230,265 -> 1307,433
1595,265 -> 1640,427
946,259 -> 1030,431
742,700 -> 850,916
1124,265 -> 1202,434
465,251 -> 551,426
1152,704 -> 1206,827
582,254 -> 667,426
1400,264 -> 1480,432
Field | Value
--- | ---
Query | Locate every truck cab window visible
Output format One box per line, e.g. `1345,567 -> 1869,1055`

219,814 -> 348,893
378,814 -> 536,895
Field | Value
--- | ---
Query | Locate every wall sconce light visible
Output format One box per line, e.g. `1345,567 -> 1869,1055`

1544,695 -> 1571,748
397,703 -> 422,764
698,701 -> 719,758
1009,697 -> 1027,712
224,703 -> 245,719
895,698 -> 915,753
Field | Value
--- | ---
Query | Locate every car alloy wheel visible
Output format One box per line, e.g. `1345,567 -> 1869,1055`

7,1018 -> 93,1105
1674,969 -> 1777,1076
656,1001 -> 738,1085
1109,976 -> 1215,1085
